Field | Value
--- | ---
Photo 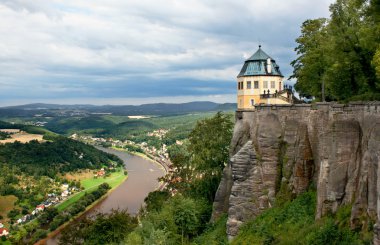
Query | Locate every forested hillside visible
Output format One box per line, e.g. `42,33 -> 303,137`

0,137 -> 122,177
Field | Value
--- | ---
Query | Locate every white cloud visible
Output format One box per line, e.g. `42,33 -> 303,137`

0,0 -> 335,105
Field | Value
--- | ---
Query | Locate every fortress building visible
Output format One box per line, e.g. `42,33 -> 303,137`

237,45 -> 293,109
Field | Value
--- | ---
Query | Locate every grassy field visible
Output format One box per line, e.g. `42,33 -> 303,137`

0,195 -> 17,225
57,168 -> 127,211
0,131 -> 44,144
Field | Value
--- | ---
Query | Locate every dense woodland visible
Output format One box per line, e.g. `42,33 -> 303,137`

291,0 -> 380,101
0,137 -> 122,177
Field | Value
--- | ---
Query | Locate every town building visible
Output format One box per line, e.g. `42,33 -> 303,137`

237,45 -> 293,109
36,204 -> 45,212
0,227 -> 9,237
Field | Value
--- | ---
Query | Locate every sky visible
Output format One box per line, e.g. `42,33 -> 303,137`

0,0 -> 334,106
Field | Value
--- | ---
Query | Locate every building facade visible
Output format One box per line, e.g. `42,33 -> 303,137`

237,46 -> 292,109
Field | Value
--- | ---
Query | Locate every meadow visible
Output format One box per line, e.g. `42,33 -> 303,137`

57,168 -> 127,211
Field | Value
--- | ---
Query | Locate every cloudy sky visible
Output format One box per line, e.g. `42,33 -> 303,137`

0,0 -> 334,106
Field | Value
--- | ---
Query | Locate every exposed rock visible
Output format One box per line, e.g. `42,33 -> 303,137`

227,141 -> 264,239
211,103 -> 380,241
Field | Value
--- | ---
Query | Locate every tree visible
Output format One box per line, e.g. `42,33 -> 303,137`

326,0 -> 378,99
144,190 -> 170,212
291,18 -> 328,100
291,0 -> 380,101
187,112 -> 233,202
38,207 -> 58,225
172,197 -> 200,242
59,209 -> 138,244
161,112 -> 233,202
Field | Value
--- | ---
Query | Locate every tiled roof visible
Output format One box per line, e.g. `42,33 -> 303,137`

238,46 -> 283,77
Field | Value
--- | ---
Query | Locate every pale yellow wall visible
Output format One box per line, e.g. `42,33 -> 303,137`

237,76 -> 283,96
237,75 -> 288,108
237,95 -> 261,109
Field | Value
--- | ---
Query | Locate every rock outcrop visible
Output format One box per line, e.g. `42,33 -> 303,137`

212,102 -> 380,243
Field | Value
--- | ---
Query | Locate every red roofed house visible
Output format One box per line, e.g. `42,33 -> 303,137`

0,227 -> 9,237
95,168 -> 105,177
36,204 -> 45,212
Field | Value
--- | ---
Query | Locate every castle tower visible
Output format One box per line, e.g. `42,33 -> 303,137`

237,45 -> 292,109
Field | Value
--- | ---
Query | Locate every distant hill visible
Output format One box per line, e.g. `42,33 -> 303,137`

0,101 -> 237,117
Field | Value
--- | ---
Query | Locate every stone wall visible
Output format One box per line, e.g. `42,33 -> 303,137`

211,102 -> 380,242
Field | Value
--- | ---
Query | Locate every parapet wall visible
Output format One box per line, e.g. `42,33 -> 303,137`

238,101 -> 380,114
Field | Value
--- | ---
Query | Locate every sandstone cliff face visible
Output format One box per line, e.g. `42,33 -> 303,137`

212,102 -> 380,242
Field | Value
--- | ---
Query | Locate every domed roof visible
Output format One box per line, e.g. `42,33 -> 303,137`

238,46 -> 283,77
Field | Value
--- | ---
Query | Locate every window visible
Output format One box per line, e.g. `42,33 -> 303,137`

264,81 -> 268,88
271,81 -> 275,89
250,99 -> 255,106
238,82 -> 243,90
254,81 -> 259,89
247,81 -> 251,89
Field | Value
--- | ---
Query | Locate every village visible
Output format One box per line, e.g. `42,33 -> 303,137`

70,128 -> 180,163
0,166 -> 114,237
0,182 -> 79,238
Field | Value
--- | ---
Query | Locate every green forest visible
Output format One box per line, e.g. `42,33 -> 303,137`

291,0 -> 380,101
0,136 -> 122,177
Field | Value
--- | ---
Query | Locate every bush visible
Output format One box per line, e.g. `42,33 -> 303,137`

306,219 -> 361,245
231,191 -> 368,245
7,209 -> 20,218
193,214 -> 228,245
59,209 -> 138,244
30,229 -> 47,244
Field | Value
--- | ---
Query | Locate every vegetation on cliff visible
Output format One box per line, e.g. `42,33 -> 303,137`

291,0 -> 380,101
232,191 -> 371,245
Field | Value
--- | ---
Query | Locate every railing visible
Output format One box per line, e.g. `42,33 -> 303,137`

260,89 -> 292,103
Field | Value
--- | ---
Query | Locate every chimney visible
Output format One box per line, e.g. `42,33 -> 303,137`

267,58 -> 272,74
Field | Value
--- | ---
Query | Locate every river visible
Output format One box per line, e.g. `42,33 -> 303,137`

46,147 -> 166,244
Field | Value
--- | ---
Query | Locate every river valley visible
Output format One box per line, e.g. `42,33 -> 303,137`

45,147 -> 166,244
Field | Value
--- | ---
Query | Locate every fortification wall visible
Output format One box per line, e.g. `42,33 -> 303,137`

212,102 -> 380,242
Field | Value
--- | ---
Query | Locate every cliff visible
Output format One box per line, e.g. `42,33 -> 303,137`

211,102 -> 380,242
